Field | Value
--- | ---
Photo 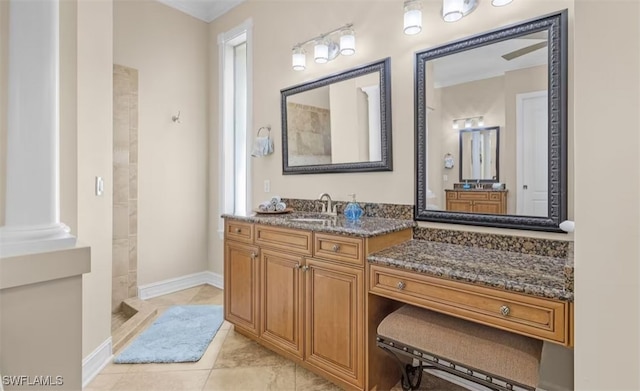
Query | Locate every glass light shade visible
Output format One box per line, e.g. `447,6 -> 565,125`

492,0 -> 513,6
403,1 -> 422,35
339,28 -> 356,56
477,116 -> 484,126
442,0 -> 464,22
452,120 -> 459,129
314,39 -> 329,64
465,119 -> 472,128
292,47 -> 306,71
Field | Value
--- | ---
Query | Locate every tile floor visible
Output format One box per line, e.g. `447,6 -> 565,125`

87,285 -> 464,391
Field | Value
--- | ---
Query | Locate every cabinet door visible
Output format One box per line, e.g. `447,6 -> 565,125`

224,241 -> 260,335
260,249 -> 304,358
305,259 -> 364,389
447,199 -> 473,212
473,200 -> 502,214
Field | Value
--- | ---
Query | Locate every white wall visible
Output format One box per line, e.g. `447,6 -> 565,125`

114,0 -> 210,285
76,0 -> 114,359
573,1 -> 640,389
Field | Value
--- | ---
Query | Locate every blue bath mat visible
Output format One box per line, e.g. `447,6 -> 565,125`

114,305 -> 223,364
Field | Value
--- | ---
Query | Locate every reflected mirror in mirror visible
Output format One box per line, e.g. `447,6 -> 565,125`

415,11 -> 567,232
281,58 -> 392,174
459,126 -> 499,182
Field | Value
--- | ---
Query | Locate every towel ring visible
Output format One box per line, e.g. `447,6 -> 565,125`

257,126 -> 271,136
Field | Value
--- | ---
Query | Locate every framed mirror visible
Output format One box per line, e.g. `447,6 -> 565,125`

459,126 -> 500,182
281,58 -> 392,174
415,11 -> 568,232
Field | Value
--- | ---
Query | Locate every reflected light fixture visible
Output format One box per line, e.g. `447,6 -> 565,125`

452,116 -> 484,129
290,23 -> 355,71
403,0 -> 422,35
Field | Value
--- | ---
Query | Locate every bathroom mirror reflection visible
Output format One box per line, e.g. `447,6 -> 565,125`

281,58 -> 392,174
415,11 -> 568,232
460,126 -> 499,182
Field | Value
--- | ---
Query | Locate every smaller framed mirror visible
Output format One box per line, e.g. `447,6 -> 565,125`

459,126 -> 500,182
281,58 -> 392,174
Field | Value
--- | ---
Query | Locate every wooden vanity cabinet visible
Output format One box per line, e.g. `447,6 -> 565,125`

223,239 -> 260,336
224,218 -> 412,391
445,189 -> 507,214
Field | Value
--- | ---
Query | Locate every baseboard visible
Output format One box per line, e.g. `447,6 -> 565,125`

82,337 -> 112,389
138,271 -> 224,300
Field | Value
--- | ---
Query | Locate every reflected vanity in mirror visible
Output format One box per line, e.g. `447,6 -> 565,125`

415,11 -> 568,231
281,58 -> 392,174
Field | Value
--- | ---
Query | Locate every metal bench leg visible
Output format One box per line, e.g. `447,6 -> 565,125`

378,343 -> 424,391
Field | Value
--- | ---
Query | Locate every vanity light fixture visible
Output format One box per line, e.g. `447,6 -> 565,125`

403,0 -> 422,35
452,116 -> 484,129
290,23 -> 355,71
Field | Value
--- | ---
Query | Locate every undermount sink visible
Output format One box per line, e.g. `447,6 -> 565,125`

289,217 -> 336,224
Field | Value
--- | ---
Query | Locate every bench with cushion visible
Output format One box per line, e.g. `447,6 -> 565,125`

377,304 -> 543,391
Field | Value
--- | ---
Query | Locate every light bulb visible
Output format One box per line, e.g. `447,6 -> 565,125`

442,0 -> 464,22
404,1 -> 422,35
339,28 -> 356,56
292,47 -> 306,71
314,39 -> 329,64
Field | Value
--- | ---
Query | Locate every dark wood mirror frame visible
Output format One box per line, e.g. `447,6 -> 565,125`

281,58 -> 392,174
415,10 -> 568,232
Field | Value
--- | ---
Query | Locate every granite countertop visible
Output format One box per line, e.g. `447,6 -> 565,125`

368,239 -> 573,301
222,212 -> 416,238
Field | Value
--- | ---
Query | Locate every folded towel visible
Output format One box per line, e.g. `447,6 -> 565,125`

258,201 -> 271,212
275,202 -> 287,212
270,196 -> 281,205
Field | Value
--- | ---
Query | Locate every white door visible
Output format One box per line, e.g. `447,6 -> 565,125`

517,91 -> 548,216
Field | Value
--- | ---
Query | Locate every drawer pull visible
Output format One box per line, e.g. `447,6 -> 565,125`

332,244 -> 341,252
250,252 -> 258,260
397,281 -> 406,290
301,265 -> 309,272
500,305 -> 510,317
235,228 -> 241,233
294,263 -> 301,269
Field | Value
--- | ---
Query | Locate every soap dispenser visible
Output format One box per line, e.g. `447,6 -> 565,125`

343,194 -> 363,221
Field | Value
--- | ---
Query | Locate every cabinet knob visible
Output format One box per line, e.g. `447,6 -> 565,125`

301,265 -> 309,272
332,244 -> 340,252
500,305 -> 510,316
251,252 -> 257,260
235,228 -> 241,233
397,281 -> 406,290
294,263 -> 301,269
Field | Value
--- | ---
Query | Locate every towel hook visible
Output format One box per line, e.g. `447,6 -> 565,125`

172,110 -> 181,123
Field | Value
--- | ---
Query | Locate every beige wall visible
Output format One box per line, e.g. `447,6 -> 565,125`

574,1 -> 640,389
208,1 -> 575,274
113,0 -> 210,285
76,0 -> 114,360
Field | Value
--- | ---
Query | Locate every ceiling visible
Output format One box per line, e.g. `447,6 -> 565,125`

156,0 -> 245,23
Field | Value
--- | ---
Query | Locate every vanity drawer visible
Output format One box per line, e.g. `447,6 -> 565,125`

255,225 -> 312,256
489,192 -> 503,201
456,191 -> 489,201
225,220 -> 254,244
446,191 -> 458,200
369,265 -> 568,345
314,233 -> 364,267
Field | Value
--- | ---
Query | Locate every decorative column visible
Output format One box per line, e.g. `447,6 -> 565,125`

0,0 -> 75,257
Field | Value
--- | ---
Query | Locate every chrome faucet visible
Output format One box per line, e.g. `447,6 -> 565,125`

318,193 -> 337,216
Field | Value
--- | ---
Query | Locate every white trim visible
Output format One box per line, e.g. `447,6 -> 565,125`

217,19 -> 253,235
82,337 -> 112,389
138,271 -> 224,300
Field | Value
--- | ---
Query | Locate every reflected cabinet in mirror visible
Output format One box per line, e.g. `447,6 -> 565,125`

415,11 -> 568,232
281,58 -> 392,174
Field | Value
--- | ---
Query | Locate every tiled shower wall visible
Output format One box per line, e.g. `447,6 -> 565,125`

112,64 -> 138,313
